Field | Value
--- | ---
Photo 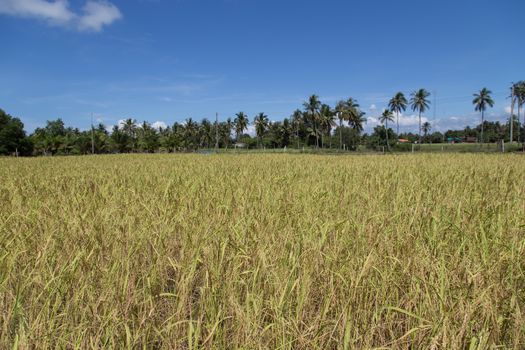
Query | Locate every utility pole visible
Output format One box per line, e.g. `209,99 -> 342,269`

91,113 -> 95,155
510,84 -> 515,143
215,112 -> 219,150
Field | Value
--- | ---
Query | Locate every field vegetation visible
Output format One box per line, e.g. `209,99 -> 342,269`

1,154 -> 524,349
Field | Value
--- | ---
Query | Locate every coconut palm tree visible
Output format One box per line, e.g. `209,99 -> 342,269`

422,121 -> 431,142
335,100 -> 346,150
122,118 -> 137,151
472,88 -> 494,144
234,112 -> 249,142
183,118 -> 199,150
303,95 -> 322,148
253,112 -> 269,148
410,89 -> 431,144
388,92 -> 407,135
291,109 -> 303,149
319,104 -> 335,148
335,98 -> 361,150
348,109 -> 367,150
513,82 -> 525,144
379,109 -> 394,151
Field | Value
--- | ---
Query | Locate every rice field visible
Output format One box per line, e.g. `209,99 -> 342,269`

1,154 -> 524,349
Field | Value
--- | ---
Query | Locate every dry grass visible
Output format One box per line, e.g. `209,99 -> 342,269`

1,154 -> 524,349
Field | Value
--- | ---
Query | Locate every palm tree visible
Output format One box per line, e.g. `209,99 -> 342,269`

303,95 -> 322,148
335,98 -> 361,150
348,109 -> 367,150
122,118 -> 137,151
226,118 -> 233,147
335,100 -> 346,150
388,92 -> 407,135
200,118 -> 213,148
253,112 -> 269,148
422,122 -> 431,142
319,104 -> 335,148
291,109 -> 303,149
183,118 -> 199,150
472,88 -> 494,144
379,109 -> 394,151
410,89 -> 431,144
234,112 -> 249,142
513,82 -> 525,144
122,118 -> 137,136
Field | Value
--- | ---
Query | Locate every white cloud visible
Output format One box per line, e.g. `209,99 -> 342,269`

152,121 -> 167,130
369,104 -> 377,111
117,119 -> 126,128
78,1 -> 121,32
367,113 -> 428,128
245,124 -> 256,137
0,0 -> 74,24
397,114 -> 428,127
0,0 -> 121,32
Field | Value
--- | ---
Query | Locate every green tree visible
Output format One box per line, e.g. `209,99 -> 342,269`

410,89 -> 431,144
513,82 -> 525,143
335,98 -> 361,150
0,109 -> 32,155
137,121 -> 160,152
319,104 -> 335,148
345,108 -> 367,151
199,119 -> 213,148
303,95 -> 322,148
253,112 -> 269,148
422,121 -> 431,142
291,109 -> 303,149
379,109 -> 394,151
122,118 -> 137,151
388,92 -> 407,135
472,88 -> 494,144
110,125 -> 130,153
234,112 -> 249,142
31,119 -> 66,155
183,118 -> 199,150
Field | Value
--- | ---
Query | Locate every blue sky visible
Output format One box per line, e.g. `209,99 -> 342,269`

1,0 -> 524,134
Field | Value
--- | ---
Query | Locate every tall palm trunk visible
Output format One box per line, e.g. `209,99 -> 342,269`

385,121 -> 389,152
315,123 -> 319,148
396,112 -> 400,135
339,117 -> 343,150
480,110 -> 484,144
296,126 -> 300,149
418,111 -> 422,145
522,105 -> 525,147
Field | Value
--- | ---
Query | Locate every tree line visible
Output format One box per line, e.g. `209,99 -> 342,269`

1,82 -> 524,156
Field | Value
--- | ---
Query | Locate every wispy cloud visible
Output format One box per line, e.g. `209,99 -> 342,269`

0,0 -> 122,32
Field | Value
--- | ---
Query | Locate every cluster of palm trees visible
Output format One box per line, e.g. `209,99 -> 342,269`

371,89 -> 431,150
299,95 -> 366,150
226,95 -> 368,150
